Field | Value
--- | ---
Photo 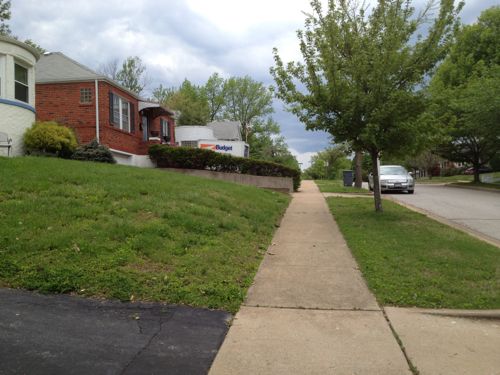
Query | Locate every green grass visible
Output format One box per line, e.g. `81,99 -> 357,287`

450,181 -> 500,190
415,175 -> 473,184
327,197 -> 500,309
315,179 -> 370,194
0,157 -> 290,313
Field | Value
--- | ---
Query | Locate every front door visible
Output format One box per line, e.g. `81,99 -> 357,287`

142,116 -> 148,141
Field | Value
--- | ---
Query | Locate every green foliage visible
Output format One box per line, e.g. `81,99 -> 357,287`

165,79 -> 210,125
0,0 -> 11,35
72,139 -> 116,164
328,197 -> 500,309
149,145 -> 301,191
116,56 -> 147,94
303,144 -> 350,180
23,39 -> 45,54
204,72 -> 227,121
23,121 -> 78,158
430,6 -> 500,183
0,157 -> 290,312
248,118 -> 299,170
271,0 -> 463,211
223,76 -> 274,142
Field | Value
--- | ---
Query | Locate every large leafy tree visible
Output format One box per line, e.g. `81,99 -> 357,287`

430,6 -> 500,183
248,118 -> 299,169
0,0 -> 11,35
271,0 -> 462,211
303,144 -> 351,180
203,73 -> 227,121
223,76 -> 274,142
116,56 -> 148,94
165,79 -> 210,125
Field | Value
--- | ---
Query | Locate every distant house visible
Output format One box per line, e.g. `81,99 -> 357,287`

175,120 -> 249,158
0,35 -> 40,156
35,52 -> 175,167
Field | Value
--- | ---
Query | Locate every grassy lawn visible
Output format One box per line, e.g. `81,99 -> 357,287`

315,179 -> 370,194
450,182 -> 500,190
327,197 -> 500,309
415,175 -> 473,184
0,157 -> 290,313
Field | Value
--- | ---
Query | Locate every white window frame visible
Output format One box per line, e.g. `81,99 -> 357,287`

14,62 -> 29,103
112,94 -> 131,132
80,88 -> 92,104
161,118 -> 169,138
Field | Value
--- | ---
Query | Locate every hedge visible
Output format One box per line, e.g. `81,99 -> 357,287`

149,145 -> 301,191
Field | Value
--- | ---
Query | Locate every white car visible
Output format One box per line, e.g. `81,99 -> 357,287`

369,165 -> 414,194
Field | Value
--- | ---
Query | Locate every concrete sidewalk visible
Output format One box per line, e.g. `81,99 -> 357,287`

209,181 -> 411,374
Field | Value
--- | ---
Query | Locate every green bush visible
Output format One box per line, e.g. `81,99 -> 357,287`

149,145 -> 301,191
72,139 -> 116,164
23,121 -> 77,158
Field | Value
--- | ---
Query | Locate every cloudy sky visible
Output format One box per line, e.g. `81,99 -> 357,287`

9,0 -> 498,168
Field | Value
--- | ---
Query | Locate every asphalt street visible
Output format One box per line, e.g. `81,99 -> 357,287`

388,184 -> 500,242
0,288 -> 230,375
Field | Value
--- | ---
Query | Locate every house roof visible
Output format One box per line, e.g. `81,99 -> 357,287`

35,52 -> 140,99
207,121 -> 242,141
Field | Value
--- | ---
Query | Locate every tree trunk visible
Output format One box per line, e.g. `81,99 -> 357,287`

354,151 -> 363,188
473,165 -> 481,183
370,151 -> 383,212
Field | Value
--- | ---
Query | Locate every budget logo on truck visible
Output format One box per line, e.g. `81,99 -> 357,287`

200,144 -> 233,152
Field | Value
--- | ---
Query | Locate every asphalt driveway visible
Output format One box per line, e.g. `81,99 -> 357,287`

0,288 -> 230,375
388,184 -> 500,242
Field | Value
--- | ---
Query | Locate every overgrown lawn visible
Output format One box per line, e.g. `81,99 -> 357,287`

327,197 -> 500,309
0,157 -> 290,313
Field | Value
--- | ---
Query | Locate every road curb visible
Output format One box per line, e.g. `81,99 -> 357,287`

385,196 -> 500,249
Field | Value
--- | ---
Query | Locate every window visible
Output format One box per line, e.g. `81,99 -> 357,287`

161,118 -> 170,141
80,88 -> 92,104
181,141 -> 198,148
14,64 -> 28,103
110,93 -> 131,132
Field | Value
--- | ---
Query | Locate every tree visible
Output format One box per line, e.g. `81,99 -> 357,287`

271,0 -> 462,212
223,76 -> 274,142
304,145 -> 351,180
24,39 -> 45,54
97,58 -> 120,81
430,6 -> 500,183
151,84 -> 174,105
247,118 -> 299,169
116,56 -> 148,94
165,79 -> 210,125
203,73 -> 227,121
0,0 -> 11,36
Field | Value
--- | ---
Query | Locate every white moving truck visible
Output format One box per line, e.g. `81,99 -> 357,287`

175,121 -> 249,158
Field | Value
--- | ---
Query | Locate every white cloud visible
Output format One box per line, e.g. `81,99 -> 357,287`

290,149 -> 317,170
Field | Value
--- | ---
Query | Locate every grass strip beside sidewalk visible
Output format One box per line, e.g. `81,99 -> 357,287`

327,197 -> 500,309
315,179 -> 370,194
0,157 -> 290,313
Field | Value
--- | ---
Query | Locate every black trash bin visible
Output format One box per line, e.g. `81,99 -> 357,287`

342,170 -> 353,187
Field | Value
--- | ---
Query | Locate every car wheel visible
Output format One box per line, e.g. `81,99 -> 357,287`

408,190 -> 414,194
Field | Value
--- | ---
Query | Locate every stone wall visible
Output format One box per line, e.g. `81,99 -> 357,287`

161,168 -> 293,193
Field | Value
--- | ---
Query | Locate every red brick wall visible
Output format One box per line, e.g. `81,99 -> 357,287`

36,82 -> 98,144
36,80 -> 176,155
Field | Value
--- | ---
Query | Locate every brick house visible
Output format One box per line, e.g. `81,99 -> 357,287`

35,52 -> 175,167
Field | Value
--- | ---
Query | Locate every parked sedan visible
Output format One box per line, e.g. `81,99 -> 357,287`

369,165 -> 414,194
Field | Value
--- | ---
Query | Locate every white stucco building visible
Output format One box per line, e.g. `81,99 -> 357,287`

0,36 -> 40,156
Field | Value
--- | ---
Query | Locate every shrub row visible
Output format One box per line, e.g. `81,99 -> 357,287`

149,145 -> 301,191
24,122 -> 115,164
